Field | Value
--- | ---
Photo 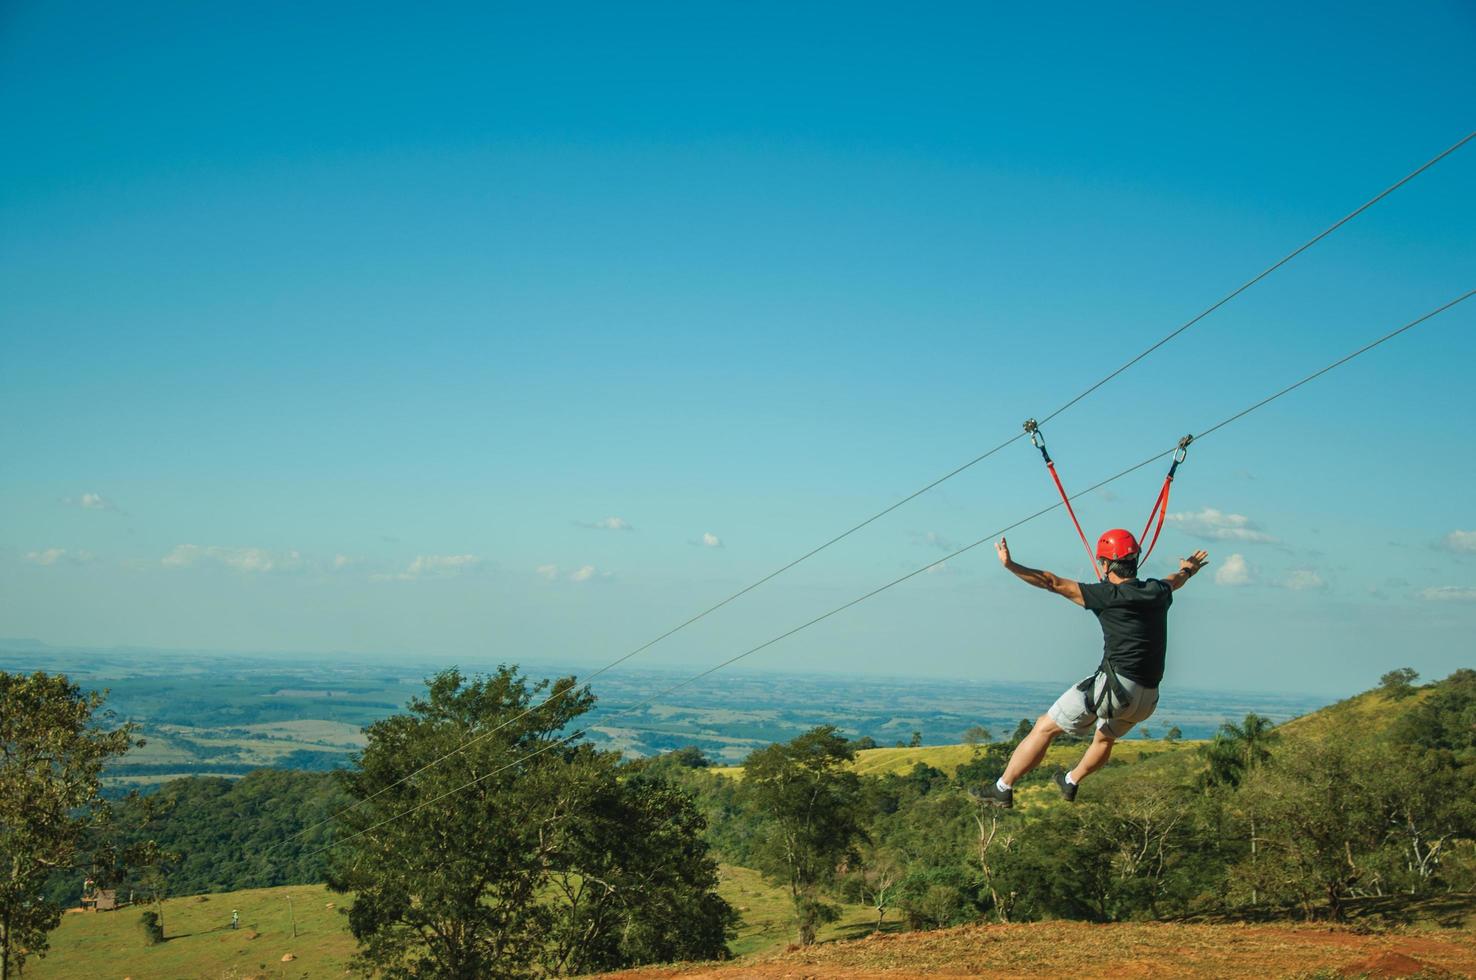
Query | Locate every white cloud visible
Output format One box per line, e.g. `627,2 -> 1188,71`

578,516 -> 633,531
378,554 -> 482,581
701,532 -> 723,549
1439,530 -> 1476,554
162,545 -> 304,573
911,531 -> 955,553
332,554 -> 354,570
1167,507 -> 1277,543
924,560 -> 952,576
1215,553 -> 1254,586
536,562 -> 610,583
1419,585 -> 1476,602
62,492 -> 119,511
1283,569 -> 1325,591
24,548 -> 94,566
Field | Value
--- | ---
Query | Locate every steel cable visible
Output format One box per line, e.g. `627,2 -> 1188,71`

283,132 -> 1473,848
303,286 -> 1472,859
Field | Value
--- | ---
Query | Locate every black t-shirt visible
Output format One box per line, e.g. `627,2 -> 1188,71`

1078,578 -> 1173,687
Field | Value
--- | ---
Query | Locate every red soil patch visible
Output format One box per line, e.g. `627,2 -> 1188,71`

594,921 -> 1476,980
1337,950 -> 1433,977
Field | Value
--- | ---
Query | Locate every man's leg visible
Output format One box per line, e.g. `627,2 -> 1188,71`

1003,713 -> 1064,785
1067,726 -> 1116,784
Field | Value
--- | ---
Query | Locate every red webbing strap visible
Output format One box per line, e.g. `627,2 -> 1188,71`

1139,435 -> 1192,566
1047,460 -> 1102,580
1138,473 -> 1174,566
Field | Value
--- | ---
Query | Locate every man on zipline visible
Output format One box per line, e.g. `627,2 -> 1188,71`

972,528 -> 1208,807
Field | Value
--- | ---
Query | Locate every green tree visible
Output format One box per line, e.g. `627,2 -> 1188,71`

1200,713 -> 1278,905
839,843 -> 902,931
1233,740 -> 1388,919
961,725 -> 992,749
0,672 -> 137,980
1164,726 -> 1183,743
1200,713 -> 1277,789
326,667 -> 732,979
1379,667 -> 1420,700
909,730 -> 923,748
1393,668 -> 1476,758
742,726 -> 865,944
541,771 -> 736,974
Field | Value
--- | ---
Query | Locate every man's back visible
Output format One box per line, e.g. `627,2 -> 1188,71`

1079,578 -> 1173,687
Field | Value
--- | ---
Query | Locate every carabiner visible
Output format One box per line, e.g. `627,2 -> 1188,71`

1174,433 -> 1193,464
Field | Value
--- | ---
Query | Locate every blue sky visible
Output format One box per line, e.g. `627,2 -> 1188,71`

2,1 -> 1473,697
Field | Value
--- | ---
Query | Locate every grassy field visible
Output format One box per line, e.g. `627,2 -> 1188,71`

711,737 -> 1201,780
27,866 -> 879,978
28,884 -> 353,980
719,864 -> 884,956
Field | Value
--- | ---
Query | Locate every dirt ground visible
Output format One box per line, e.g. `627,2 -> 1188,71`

593,921 -> 1476,979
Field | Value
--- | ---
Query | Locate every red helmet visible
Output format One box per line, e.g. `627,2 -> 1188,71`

1096,528 -> 1141,561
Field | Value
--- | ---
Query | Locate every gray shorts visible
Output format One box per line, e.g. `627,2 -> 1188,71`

1048,672 -> 1160,739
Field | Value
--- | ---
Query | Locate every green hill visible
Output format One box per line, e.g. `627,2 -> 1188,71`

27,673 -> 1475,978
26,866 -> 882,979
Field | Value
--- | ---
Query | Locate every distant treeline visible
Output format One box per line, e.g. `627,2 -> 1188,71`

49,769 -> 346,905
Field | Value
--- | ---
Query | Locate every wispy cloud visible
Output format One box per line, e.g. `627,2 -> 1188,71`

1167,507 -> 1277,543
162,545 -> 304,573
1215,553 -> 1254,586
373,554 -> 483,581
62,492 -> 119,512
1419,585 -> 1476,602
1438,530 -> 1476,554
535,563 -> 611,583
699,532 -> 723,549
25,548 -> 94,566
577,516 -> 633,531
332,554 -> 354,571
910,531 -> 955,553
1283,568 -> 1325,591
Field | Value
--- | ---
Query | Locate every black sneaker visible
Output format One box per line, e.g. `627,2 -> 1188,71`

968,781 -> 1013,809
1054,771 -> 1078,802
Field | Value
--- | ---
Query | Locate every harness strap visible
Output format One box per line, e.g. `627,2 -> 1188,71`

1076,659 -> 1132,718
1025,420 -> 1102,581
1138,434 -> 1193,566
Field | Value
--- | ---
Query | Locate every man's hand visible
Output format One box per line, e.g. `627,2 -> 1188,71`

995,537 -> 1012,567
1167,550 -> 1209,590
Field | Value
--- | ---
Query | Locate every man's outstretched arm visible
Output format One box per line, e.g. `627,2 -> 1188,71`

995,537 -> 1085,606
1163,550 -> 1209,591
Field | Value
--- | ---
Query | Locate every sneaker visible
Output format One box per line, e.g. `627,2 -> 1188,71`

968,782 -> 1013,809
1054,771 -> 1078,802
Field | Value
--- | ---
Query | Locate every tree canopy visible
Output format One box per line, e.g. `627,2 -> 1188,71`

1,672 -> 137,979
325,666 -> 733,979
